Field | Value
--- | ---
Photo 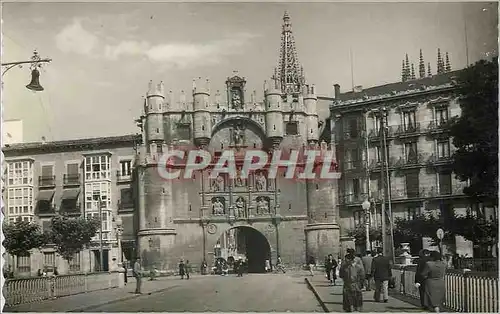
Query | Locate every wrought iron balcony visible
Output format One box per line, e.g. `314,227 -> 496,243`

63,174 -> 80,186
394,153 -> 427,169
426,153 -> 453,167
427,119 -> 450,134
38,175 -> 56,188
60,203 -> 81,215
116,170 -> 132,183
343,160 -> 366,172
36,204 -> 56,216
367,126 -> 395,142
118,200 -> 134,211
395,122 -> 421,138
387,182 -> 469,201
342,130 -> 367,141
340,193 -> 369,205
368,157 -> 397,172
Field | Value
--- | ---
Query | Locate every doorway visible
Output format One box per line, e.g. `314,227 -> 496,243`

215,226 -> 271,273
92,249 -> 110,272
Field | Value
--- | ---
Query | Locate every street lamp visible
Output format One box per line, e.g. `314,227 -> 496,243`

362,199 -> 371,251
1,50 -> 52,90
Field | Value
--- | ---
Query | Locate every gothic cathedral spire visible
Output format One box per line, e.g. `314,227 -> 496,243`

437,48 -> 444,74
419,49 -> 426,78
276,11 -> 305,95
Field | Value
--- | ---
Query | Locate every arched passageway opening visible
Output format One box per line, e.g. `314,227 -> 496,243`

214,226 -> 271,273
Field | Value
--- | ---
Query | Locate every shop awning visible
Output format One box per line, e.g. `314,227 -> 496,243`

62,189 -> 80,200
37,190 -> 55,201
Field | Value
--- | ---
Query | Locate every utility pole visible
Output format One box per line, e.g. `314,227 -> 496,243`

97,195 -> 104,272
381,112 -> 396,263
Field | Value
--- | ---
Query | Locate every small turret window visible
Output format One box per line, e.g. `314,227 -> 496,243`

310,128 -> 313,134
273,124 -> 276,130
202,125 -> 205,131
156,128 -> 160,133
253,143 -> 256,148
221,143 -> 224,149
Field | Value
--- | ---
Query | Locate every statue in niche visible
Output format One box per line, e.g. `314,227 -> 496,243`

234,197 -> 246,218
231,88 -> 243,110
211,175 -> 225,191
255,171 -> 267,191
212,198 -> 225,215
232,122 -> 245,147
256,197 -> 270,215
234,167 -> 246,187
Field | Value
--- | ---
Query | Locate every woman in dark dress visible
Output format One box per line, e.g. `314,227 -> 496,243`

178,259 -> 186,279
420,251 -> 447,313
415,249 -> 431,308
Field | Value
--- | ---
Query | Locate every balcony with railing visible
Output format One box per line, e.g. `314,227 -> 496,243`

394,122 -> 422,138
63,174 -> 80,187
116,170 -> 132,183
118,200 -> 134,211
426,153 -> 453,167
339,193 -> 369,205
394,153 -> 428,169
343,160 -> 366,172
367,126 -> 395,143
386,182 -> 468,202
38,176 -> 56,188
368,157 -> 397,172
36,203 -> 56,216
427,119 -> 450,134
341,130 -> 367,141
60,202 -> 81,216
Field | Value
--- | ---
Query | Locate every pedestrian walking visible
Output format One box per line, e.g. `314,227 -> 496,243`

371,247 -> 392,303
179,259 -> 186,279
275,255 -> 286,273
236,257 -> 244,277
420,251 -> 447,313
185,260 -> 191,279
340,252 -> 365,312
361,251 -> 374,291
308,256 -> 316,276
133,257 -> 142,294
325,254 -> 338,286
265,259 -> 271,272
201,260 -> 208,275
415,249 -> 431,308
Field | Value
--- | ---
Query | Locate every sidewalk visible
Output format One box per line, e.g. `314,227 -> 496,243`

3,275 -> 198,312
305,275 -> 423,312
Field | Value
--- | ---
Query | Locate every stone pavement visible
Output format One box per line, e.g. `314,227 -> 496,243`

305,275 -> 424,312
65,272 -> 323,312
3,276 -> 183,312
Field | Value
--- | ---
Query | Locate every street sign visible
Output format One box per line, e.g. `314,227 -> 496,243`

436,228 -> 444,240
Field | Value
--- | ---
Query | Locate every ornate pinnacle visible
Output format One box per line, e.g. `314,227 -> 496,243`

437,48 -> 444,74
427,62 -> 432,76
445,52 -> 451,72
401,60 -> 407,82
419,49 -> 426,78
405,54 -> 411,79
411,63 -> 416,80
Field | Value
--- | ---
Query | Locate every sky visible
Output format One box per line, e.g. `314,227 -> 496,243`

1,1 -> 498,142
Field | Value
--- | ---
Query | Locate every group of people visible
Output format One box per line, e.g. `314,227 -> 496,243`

178,259 -> 191,279
415,249 -> 447,313
337,247 -> 393,312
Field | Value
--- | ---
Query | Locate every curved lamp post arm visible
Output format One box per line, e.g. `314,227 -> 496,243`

2,50 -> 52,77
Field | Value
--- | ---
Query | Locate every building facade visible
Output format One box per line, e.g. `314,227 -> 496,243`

133,12 -> 340,272
330,53 -> 477,256
3,135 -> 140,276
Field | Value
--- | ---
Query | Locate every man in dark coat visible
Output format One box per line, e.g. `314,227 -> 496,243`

415,249 -> 431,308
371,247 -> 392,303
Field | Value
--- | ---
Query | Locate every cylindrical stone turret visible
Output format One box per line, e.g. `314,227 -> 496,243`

304,85 -> 319,143
265,82 -> 284,143
193,79 -> 212,147
146,81 -> 165,143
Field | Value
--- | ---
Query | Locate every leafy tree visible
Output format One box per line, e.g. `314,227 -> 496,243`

346,225 -> 383,245
48,215 -> 100,261
449,58 -> 498,205
449,213 -> 498,256
3,220 -> 47,257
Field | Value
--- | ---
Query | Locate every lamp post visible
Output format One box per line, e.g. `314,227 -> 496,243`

2,50 -> 52,90
362,199 -> 371,251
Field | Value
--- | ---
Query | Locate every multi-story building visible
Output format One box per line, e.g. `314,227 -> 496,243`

330,51 -> 476,256
3,135 -> 140,276
133,11 -> 339,272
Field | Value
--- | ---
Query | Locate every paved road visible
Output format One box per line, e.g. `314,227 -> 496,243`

87,274 -> 323,312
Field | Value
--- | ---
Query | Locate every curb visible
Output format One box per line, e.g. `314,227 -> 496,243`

68,285 -> 180,312
304,277 -> 329,313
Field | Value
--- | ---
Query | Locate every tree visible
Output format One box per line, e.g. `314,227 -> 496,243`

48,215 -> 100,261
346,225 -> 383,245
3,220 -> 47,257
449,58 -> 498,205
448,213 -> 498,257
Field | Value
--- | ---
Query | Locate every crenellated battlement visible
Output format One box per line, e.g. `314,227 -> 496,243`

192,77 -> 210,95
147,80 -> 165,98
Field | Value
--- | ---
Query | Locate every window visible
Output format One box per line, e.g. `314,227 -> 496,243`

86,211 -> 111,241
85,182 -> 111,210
119,160 -> 132,176
403,111 -> 417,131
177,123 -> 191,141
437,140 -> 450,159
439,172 -> 452,195
43,252 -> 55,270
435,107 -> 449,126
375,146 -> 382,162
7,187 -> 34,216
84,155 -> 111,181
406,207 -> 420,220
17,255 -> 31,273
69,252 -> 81,272
353,211 -> 365,227
348,119 -> 358,138
120,188 -> 134,209
285,121 -> 298,135
352,178 -> 360,196
65,163 -> 80,184
404,142 -> 418,162
405,170 -> 420,198
7,160 -> 33,186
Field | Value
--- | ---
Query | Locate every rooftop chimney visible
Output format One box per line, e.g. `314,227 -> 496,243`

333,84 -> 341,99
